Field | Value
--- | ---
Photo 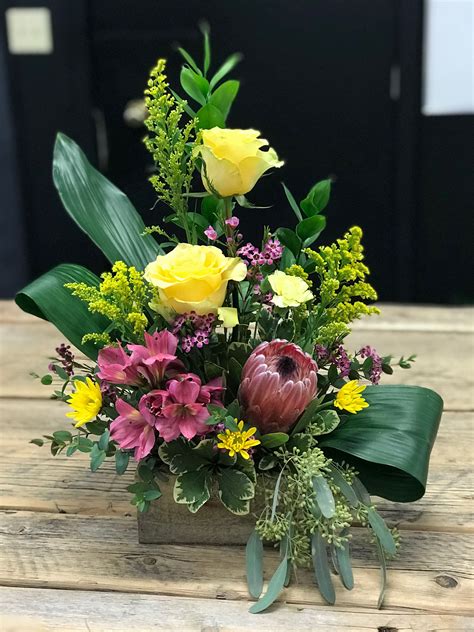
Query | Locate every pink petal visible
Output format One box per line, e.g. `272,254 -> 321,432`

167,378 -> 200,404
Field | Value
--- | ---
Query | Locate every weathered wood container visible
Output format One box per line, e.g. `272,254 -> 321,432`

137,475 -> 266,545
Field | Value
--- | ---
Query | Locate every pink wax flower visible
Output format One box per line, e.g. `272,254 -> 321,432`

225,216 -> 240,228
97,344 -> 142,385
239,339 -> 318,434
110,398 -> 156,461
128,330 -> 183,387
204,226 -> 218,240
153,373 -> 217,442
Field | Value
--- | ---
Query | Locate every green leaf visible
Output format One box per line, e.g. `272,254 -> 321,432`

180,67 -> 209,105
98,429 -> 110,451
275,318 -> 295,341
54,364 -> 69,381
248,554 -> 288,614
327,464 -> 358,507
200,21 -> 211,75
312,475 -> 336,518
296,215 -> 327,247
30,438 -> 44,447
246,529 -> 264,598
208,80 -> 239,121
270,468 -> 285,521
352,475 -> 371,505
174,469 -> 211,512
258,453 -> 277,470
319,385 -> 443,501
143,489 -> 162,501
334,540 -> 354,590
281,182 -> 302,221
287,433 -> 312,453
367,507 -> 397,556
200,195 -> 221,223
16,264 -> 110,360
196,103 -> 225,130
137,463 -> 154,482
90,444 -> 106,472
217,468 -> 254,515
291,398 -> 320,435
226,399 -> 241,419
235,454 -> 257,485
170,89 -> 197,118
204,361 -> 224,381
260,433 -> 289,450
311,409 -> 341,436
52,430 -> 72,443
52,133 -> 161,269
375,537 -> 387,609
275,227 -> 301,257
300,179 -> 331,217
177,47 -> 201,75
311,532 -> 336,604
209,52 -> 243,90
115,450 -> 130,475
66,445 -> 77,457
40,374 -> 53,385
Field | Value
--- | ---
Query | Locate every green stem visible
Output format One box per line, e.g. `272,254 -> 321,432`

223,197 -> 234,253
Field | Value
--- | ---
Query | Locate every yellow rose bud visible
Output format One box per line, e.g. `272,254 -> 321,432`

268,270 -> 314,308
217,307 -> 239,328
144,244 -> 247,318
197,127 -> 284,198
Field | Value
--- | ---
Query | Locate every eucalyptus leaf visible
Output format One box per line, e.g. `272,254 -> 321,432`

270,468 -> 285,521
367,507 -> 397,556
246,529 -> 264,598
375,537 -> 387,609
311,532 -> 336,604
334,540 -> 354,590
312,475 -> 336,518
248,555 -> 288,614
327,464 -> 358,507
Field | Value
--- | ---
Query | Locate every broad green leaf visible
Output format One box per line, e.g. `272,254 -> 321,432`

235,454 -> 257,485
15,264 -> 110,360
275,227 -> 301,257
281,182 -> 302,221
41,374 -> 53,385
180,67 -> 209,105
334,540 -> 354,590
367,507 -> 397,556
246,529 -> 263,598
208,80 -> 239,121
53,430 -> 72,443
291,398 -> 320,435
248,554 -> 288,614
327,464 -> 358,507
115,450 -> 130,475
287,433 -> 312,453
53,133 -> 161,269
319,385 -> 443,502
196,103 -> 225,130
98,429 -> 110,451
300,179 -> 331,217
174,469 -> 211,512
210,52 -> 243,89
200,195 -> 221,223
30,438 -> 44,447
275,318 -> 295,341
312,475 -> 336,518
311,532 -> 336,604
311,409 -> 341,436
143,489 -> 162,501
217,468 -> 254,515
90,444 -> 106,472
296,215 -> 327,247
260,433 -> 289,450
226,399 -> 241,419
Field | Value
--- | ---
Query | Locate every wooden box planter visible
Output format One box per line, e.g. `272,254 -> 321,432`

137,475 -> 265,545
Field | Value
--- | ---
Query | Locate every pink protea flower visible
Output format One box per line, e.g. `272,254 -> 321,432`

238,340 -> 318,434
110,398 -> 157,461
153,374 -> 213,442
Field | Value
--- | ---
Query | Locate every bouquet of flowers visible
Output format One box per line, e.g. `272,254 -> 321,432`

18,28 -> 442,613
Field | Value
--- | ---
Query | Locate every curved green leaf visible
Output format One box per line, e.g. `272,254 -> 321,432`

300,178 -> 331,217
275,227 -> 301,257
208,79 -> 240,121
209,52 -> 243,90
249,554 -> 288,614
334,540 -> 354,590
319,385 -> 443,502
260,432 -> 289,450
196,103 -> 225,130
53,133 -> 161,270
327,464 -> 358,507
246,529 -> 264,598
15,264 -> 109,359
180,67 -> 208,105
367,507 -> 397,556
296,214 -> 326,247
311,532 -> 336,604
312,475 -> 336,518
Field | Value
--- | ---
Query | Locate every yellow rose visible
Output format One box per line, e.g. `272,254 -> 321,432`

197,128 -> 284,198
144,243 -> 247,317
268,271 -> 314,308
217,307 -> 239,328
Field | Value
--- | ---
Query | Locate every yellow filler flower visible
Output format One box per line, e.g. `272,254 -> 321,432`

334,380 -> 369,414
66,377 -> 102,428
217,420 -> 261,460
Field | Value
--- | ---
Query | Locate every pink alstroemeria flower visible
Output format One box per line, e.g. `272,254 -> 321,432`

97,345 -> 142,385
197,377 -> 225,406
127,330 -> 183,387
154,374 -> 211,442
110,398 -> 156,461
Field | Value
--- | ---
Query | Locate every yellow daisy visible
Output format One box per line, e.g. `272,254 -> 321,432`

66,377 -> 102,428
217,420 -> 261,460
334,380 -> 369,414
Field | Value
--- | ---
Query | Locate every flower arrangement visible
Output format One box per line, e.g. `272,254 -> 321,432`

18,27 -> 442,614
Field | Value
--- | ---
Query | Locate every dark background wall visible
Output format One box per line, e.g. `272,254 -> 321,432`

1,0 -> 472,302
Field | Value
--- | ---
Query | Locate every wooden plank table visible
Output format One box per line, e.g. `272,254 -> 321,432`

0,300 -> 473,631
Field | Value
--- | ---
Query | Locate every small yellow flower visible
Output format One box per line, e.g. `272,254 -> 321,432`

217,420 -> 261,460
268,270 -> 313,308
334,380 -> 369,414
66,377 -> 102,428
